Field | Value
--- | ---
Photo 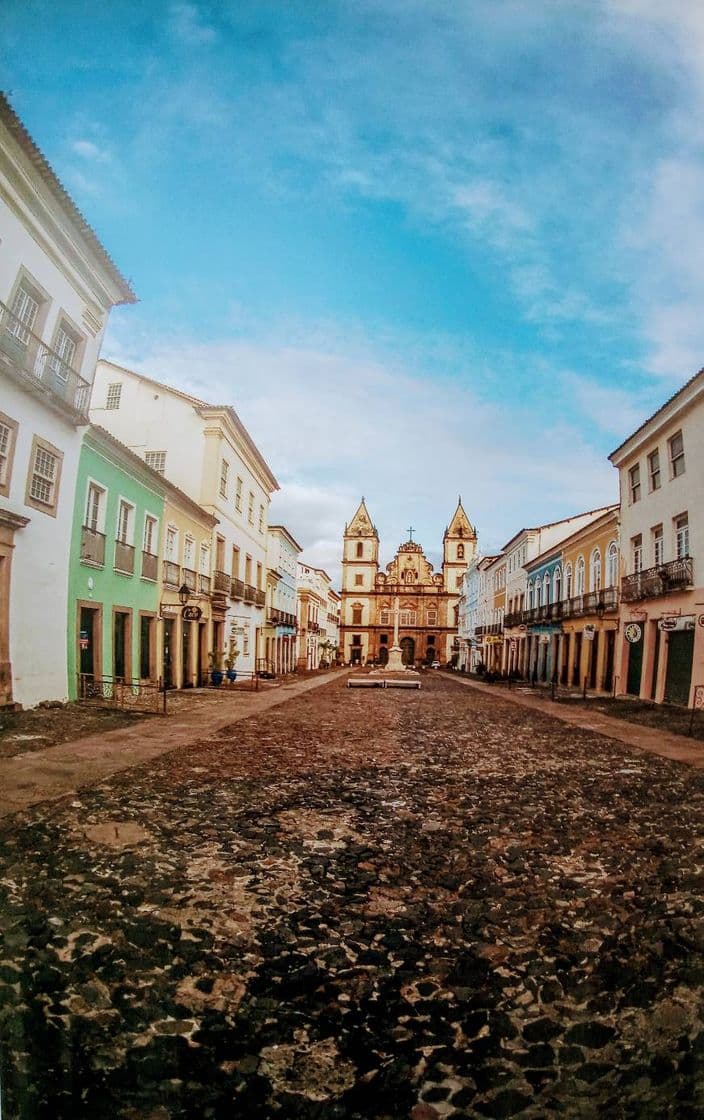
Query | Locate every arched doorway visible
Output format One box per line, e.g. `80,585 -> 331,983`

378,645 -> 389,666
400,637 -> 415,666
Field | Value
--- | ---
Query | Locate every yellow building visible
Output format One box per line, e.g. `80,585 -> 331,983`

158,491 -> 219,689
556,507 -> 619,690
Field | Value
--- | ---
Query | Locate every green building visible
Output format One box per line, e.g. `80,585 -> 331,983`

67,426 -> 167,698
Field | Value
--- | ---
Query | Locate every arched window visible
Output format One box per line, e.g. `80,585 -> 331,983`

565,563 -> 573,600
457,543 -> 464,559
534,579 -> 541,608
607,541 -> 618,587
356,542 -> 363,558
576,555 -> 585,595
543,571 -> 551,605
527,579 -> 534,607
553,565 -> 562,602
590,548 -> 601,592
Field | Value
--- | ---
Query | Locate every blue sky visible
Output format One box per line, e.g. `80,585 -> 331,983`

3,1 -> 704,577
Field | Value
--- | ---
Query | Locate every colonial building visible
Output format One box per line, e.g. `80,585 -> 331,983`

265,524 -> 301,676
91,359 -> 278,677
610,369 -> 704,706
340,498 -> 476,667
0,95 -> 135,707
296,563 -> 331,670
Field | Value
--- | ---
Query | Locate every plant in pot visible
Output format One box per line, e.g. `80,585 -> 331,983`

208,649 -> 224,687
224,640 -> 239,682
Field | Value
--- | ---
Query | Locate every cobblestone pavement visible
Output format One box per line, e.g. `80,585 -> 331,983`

2,676 -> 704,1119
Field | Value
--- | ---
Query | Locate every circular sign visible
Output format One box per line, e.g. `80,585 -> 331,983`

625,623 -> 642,644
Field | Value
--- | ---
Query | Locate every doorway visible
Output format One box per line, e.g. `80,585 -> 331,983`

401,637 -> 415,666
626,631 -> 644,695
163,618 -> 174,688
665,629 -> 694,705
79,605 -> 100,680
114,611 -> 130,681
182,620 -> 191,688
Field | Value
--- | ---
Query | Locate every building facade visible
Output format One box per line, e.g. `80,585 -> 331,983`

340,498 -> 476,667
91,359 -> 278,676
0,96 -> 135,707
296,563 -> 330,670
610,371 -> 704,706
265,525 -> 301,675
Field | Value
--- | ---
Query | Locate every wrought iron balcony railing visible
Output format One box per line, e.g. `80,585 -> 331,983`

230,577 -> 244,600
244,583 -> 257,603
182,566 -> 197,591
255,588 -> 266,607
114,540 -> 135,575
80,526 -> 105,566
141,550 -> 158,581
0,299 -> 91,421
621,556 -> 693,603
199,573 -> 211,594
213,569 -> 229,593
164,560 -> 181,587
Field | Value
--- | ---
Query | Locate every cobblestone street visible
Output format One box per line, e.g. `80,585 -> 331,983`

3,675 -> 704,1119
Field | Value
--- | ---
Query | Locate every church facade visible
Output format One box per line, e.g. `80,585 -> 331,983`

340,499 -> 477,667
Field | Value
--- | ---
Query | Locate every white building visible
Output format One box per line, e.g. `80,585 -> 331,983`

265,524 -> 301,675
0,95 -> 135,707
325,588 -> 341,664
610,370 -> 704,706
91,360 -> 278,675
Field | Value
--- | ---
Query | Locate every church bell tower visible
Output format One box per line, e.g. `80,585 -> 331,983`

341,499 -> 379,665
443,497 -> 477,593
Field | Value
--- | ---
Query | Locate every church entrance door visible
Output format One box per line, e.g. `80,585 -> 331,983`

401,637 -> 415,666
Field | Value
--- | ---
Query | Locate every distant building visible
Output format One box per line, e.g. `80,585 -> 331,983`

339,498 -> 476,667
296,563 -> 331,670
265,525 -> 301,675
0,95 -> 135,707
610,370 -> 704,705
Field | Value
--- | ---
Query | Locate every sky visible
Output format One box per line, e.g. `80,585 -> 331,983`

3,1 -> 704,580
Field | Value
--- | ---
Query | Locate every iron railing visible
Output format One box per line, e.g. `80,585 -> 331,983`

0,299 -> 91,420
621,557 -> 693,602
213,569 -> 229,593
231,577 -> 244,600
80,526 -> 105,566
141,550 -> 158,581
199,573 -> 211,594
164,560 -> 181,587
255,588 -> 266,607
244,583 -> 257,603
114,540 -> 135,574
182,566 -> 197,591
77,673 -> 165,714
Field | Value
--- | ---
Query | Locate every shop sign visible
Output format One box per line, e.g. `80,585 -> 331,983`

182,605 -> 203,621
694,686 -> 704,711
79,630 -> 89,652
625,623 -> 642,644
584,624 -> 595,642
658,615 -> 695,632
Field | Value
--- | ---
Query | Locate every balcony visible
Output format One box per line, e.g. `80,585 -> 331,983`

199,573 -> 211,594
230,577 -> 244,600
141,550 -> 158,581
621,557 -> 694,603
0,300 -> 91,421
183,567 -> 197,592
164,560 -> 181,587
244,583 -> 257,603
213,569 -> 230,593
80,526 -> 105,566
255,588 -> 266,607
114,540 -> 135,575
503,611 -> 523,628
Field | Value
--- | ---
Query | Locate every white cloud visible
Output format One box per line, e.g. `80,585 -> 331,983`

70,138 -> 111,163
168,2 -> 217,45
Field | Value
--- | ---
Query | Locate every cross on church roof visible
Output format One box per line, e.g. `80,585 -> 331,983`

406,525 -> 415,541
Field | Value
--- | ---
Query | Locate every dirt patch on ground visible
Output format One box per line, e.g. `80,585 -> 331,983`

0,705 -> 150,759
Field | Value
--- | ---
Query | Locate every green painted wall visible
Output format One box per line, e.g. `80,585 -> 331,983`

67,430 -> 165,698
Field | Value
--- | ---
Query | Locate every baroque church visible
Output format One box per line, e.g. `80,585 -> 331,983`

340,499 -> 477,667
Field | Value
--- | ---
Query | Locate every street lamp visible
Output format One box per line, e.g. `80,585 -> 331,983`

178,583 -> 190,606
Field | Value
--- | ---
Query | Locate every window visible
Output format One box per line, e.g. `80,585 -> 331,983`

399,610 -> 416,625
352,635 -> 362,647
85,482 -> 105,532
669,431 -> 685,478
143,515 -> 158,555
258,504 -> 264,533
354,574 -> 363,586
675,514 -> 689,559
166,526 -> 178,561
426,609 -> 438,625
244,555 -> 252,584
648,448 -> 661,491
553,566 -> 562,602
628,463 -> 641,503
543,572 -> 551,604
248,492 -> 255,524
607,542 -> 618,587
565,563 -> 573,600
52,323 -> 79,380
9,283 -> 40,343
576,556 -> 585,595
116,499 -> 134,544
184,536 -> 195,569
26,436 -> 63,516
220,459 -> 229,498
231,545 -> 240,578
0,413 -> 18,497
106,383 -> 122,410
352,607 -> 362,625
632,534 -> 643,574
457,543 -> 464,559
356,542 -> 363,558
256,561 -> 262,589
456,575 -> 463,588
235,477 -> 243,512
379,609 -> 391,625
145,451 -> 166,474
590,548 -> 601,592
200,543 -> 210,574
652,525 -> 663,567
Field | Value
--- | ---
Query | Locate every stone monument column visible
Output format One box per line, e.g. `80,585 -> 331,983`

385,594 -> 405,672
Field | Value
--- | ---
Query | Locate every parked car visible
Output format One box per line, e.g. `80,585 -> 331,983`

430,660 -> 441,669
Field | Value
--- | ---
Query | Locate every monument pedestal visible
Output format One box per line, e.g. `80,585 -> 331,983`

384,645 -> 405,672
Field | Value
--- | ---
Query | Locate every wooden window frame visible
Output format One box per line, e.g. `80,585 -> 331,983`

25,434 -> 64,518
0,411 -> 19,499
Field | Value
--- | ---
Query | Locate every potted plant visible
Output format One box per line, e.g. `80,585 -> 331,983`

224,640 -> 239,682
208,649 -> 224,687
